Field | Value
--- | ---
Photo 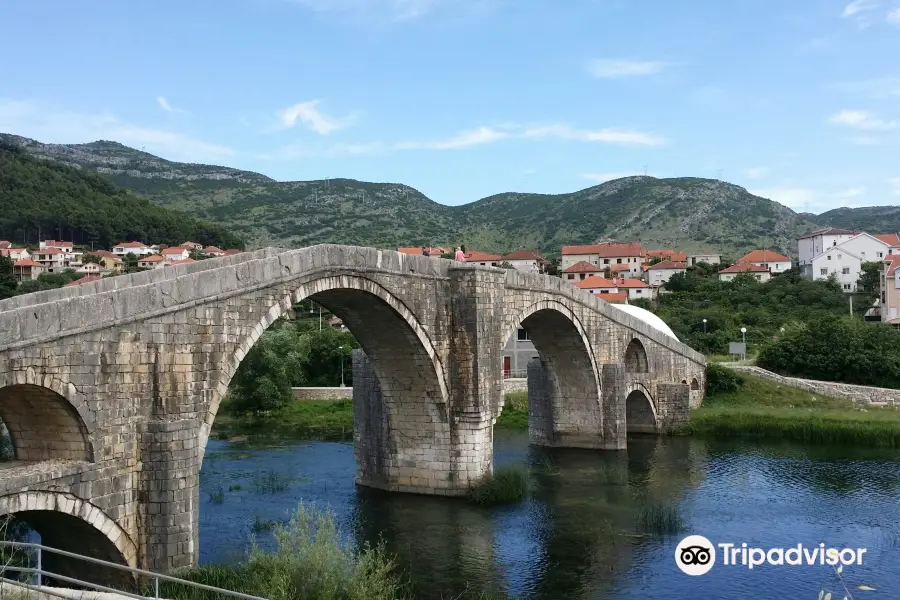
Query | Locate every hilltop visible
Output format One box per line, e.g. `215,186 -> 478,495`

1,133 -> 861,256
817,206 -> 900,236
0,140 -> 244,250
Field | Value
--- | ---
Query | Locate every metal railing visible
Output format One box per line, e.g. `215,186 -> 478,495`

0,541 -> 269,600
502,370 -> 528,379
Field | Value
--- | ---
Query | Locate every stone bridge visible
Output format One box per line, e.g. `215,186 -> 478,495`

0,244 -> 705,582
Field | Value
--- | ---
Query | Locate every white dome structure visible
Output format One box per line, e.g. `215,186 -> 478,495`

609,304 -> 679,341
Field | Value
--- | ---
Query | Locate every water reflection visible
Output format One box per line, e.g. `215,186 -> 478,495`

200,430 -> 900,599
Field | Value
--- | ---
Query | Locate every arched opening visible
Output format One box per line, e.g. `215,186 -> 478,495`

681,379 -> 688,385
0,494 -> 135,590
624,338 -> 649,374
0,384 -> 93,462
499,304 -> 602,448
690,378 -> 700,391
625,390 -> 657,434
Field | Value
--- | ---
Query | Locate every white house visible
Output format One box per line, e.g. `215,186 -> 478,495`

646,260 -> 686,287
735,250 -> 792,273
501,250 -> 548,274
801,233 -> 889,292
875,234 -> 900,256
161,246 -> 191,262
138,254 -> 167,269
688,253 -> 721,266
113,241 -> 157,256
562,261 -> 602,281
798,228 -> 857,267
561,242 -> 644,277
718,263 -> 771,282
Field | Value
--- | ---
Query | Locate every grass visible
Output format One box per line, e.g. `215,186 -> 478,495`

207,485 -> 225,504
495,391 -> 528,429
467,466 -> 529,505
682,371 -> 900,447
250,515 -> 280,533
636,504 -> 685,536
253,471 -> 292,493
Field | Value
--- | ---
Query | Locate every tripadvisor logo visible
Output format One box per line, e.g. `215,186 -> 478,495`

675,535 -> 868,575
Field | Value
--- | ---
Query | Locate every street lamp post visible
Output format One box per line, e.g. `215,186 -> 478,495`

338,345 -> 346,387
702,318 -> 707,333
309,301 -> 322,330
740,327 -> 747,345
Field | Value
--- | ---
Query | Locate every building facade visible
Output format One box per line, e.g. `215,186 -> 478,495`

646,261 -> 687,287
561,242 -> 644,277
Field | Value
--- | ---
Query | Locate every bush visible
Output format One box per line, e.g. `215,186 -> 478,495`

467,466 -> 529,505
757,316 -> 900,389
705,363 -> 744,396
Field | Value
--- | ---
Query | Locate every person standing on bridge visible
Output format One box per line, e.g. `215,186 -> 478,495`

455,246 -> 465,262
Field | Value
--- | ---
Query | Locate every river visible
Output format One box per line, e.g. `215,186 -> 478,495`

199,431 -> 900,599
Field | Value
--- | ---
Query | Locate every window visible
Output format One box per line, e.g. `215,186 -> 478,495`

820,268 -> 828,276
603,259 -> 609,265
617,258 -> 623,264
517,328 -> 530,341
837,254 -> 842,260
567,274 -> 574,280
827,255 -> 832,260
843,284 -> 851,290
878,252 -> 884,258
842,267 -> 850,275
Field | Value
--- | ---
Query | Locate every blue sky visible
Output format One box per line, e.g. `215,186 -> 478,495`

1,0 -> 899,212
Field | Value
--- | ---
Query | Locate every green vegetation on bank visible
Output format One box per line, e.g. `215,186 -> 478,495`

0,141 -> 243,251
682,364 -> 900,447
467,466 -> 529,505
757,315 -> 900,389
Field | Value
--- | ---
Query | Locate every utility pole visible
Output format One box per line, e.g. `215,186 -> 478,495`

850,294 -> 853,317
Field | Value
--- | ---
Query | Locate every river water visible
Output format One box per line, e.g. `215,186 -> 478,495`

199,431 -> 900,599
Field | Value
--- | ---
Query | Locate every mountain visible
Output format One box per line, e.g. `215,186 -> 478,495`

0,140 -> 244,250
817,206 -> 900,235
2,133 -> 829,256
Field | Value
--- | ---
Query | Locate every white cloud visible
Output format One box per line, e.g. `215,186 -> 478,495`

828,109 -> 898,131
847,135 -> 883,145
394,126 -> 509,150
836,187 -> 866,199
587,59 -> 670,78
583,171 -> 647,182
156,96 -> 185,114
831,76 -> 900,98
0,98 -> 234,163
842,0 -> 877,17
888,8 -> 900,23
522,124 -> 667,146
275,100 -> 357,135
745,166 -> 770,179
750,187 -> 818,210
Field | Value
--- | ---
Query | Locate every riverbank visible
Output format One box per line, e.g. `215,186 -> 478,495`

213,391 -> 530,439
679,371 -> 900,447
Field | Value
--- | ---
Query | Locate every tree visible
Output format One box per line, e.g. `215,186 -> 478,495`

189,248 -> 211,260
857,261 -> 883,299
123,254 -> 142,273
498,261 -> 515,269
0,254 -> 16,300
82,253 -> 104,266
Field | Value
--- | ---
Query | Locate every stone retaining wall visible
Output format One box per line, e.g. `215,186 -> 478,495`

292,379 -> 527,401
724,365 -> 900,407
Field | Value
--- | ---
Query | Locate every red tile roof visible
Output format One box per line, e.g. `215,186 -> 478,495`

613,278 -> 650,288
0,241 -> 11,249
204,246 -> 223,253
737,250 -> 790,264
647,260 -> 687,270
646,250 -> 689,262
502,249 -> 546,262
875,234 -> 900,247
719,263 -> 769,274
162,247 -> 188,255
116,241 -> 148,248
0,248 -> 26,258
138,254 -> 165,263
563,261 -> 601,273
885,255 -> 900,277
609,263 -> 631,272
42,240 -> 73,248
595,292 -> 628,303
223,249 -> 242,255
562,242 -> 643,257
13,258 -> 41,267
575,275 -> 614,289
87,250 -> 122,261
65,275 -> 102,286
465,251 -> 503,262
34,247 -> 62,255
169,258 -> 196,265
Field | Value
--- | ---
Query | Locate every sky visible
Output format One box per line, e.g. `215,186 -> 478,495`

1,0 -> 899,212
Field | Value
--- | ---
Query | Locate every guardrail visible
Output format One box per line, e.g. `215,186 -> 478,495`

502,370 -> 528,379
0,541 -> 268,600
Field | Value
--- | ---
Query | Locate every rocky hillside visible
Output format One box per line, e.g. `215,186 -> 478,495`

817,206 -> 900,236
3,133 -> 849,256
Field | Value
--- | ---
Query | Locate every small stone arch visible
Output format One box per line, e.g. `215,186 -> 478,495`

625,387 -> 658,434
0,491 -> 137,587
500,299 -> 603,445
201,274 -> 450,462
0,381 -> 95,462
681,379 -> 688,385
690,378 -> 700,391
624,338 -> 649,374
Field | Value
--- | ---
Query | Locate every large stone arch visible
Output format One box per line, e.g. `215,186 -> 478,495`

0,491 -> 137,587
624,337 -> 650,374
500,299 -> 603,446
0,379 -> 95,462
200,274 -> 450,461
624,384 -> 658,434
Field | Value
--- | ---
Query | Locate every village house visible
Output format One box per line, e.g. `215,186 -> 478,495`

0,241 -> 10,249
718,263 -> 771,283
615,278 -> 655,301
181,241 -> 204,250
74,262 -> 105,275
574,275 -> 617,295
161,246 -> 191,262
12,258 -> 44,281
799,233 -> 889,292
594,292 -> 628,304
687,253 -> 721,266
465,251 -> 503,267
874,234 -> 900,256
561,242 -> 644,277
31,248 -> 68,272
562,261 -> 601,281
646,260 -> 687,288
880,255 -> 900,326
645,250 -> 688,263
798,228 -> 858,268
502,250 -> 548,274
736,249 -> 792,274
0,247 -> 30,262
85,251 -> 123,273
65,274 -> 102,287
113,241 -> 157,256
138,254 -> 166,269
204,246 -> 225,257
